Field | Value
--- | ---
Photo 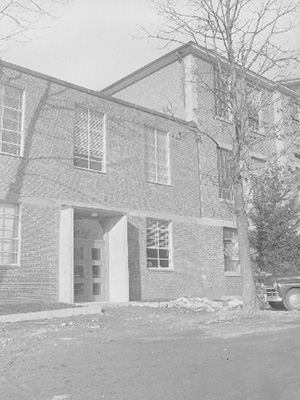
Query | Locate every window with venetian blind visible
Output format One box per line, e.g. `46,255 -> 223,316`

146,218 -> 171,269
223,227 -> 240,274
214,68 -> 230,120
0,203 -> 19,265
74,106 -> 106,172
145,126 -> 170,185
217,148 -> 233,201
0,84 -> 23,157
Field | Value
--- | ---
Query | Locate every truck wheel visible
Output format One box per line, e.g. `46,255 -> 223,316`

283,289 -> 300,311
268,301 -> 285,310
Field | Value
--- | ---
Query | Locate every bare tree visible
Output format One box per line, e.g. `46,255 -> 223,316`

146,0 -> 300,312
0,0 -> 70,46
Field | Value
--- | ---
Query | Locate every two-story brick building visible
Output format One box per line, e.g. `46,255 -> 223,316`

0,42 -> 299,304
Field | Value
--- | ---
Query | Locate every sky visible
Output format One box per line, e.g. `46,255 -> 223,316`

2,0 -> 171,90
1,0 -> 300,91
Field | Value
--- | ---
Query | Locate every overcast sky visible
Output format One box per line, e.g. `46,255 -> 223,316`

2,0 -> 300,91
3,0 -> 170,90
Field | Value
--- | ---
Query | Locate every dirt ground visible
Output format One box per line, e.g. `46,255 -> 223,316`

2,305 -> 300,400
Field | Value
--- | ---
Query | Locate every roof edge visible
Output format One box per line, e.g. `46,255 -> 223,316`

0,58 -> 192,127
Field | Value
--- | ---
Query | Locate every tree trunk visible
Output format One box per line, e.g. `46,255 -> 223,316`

234,177 -> 259,313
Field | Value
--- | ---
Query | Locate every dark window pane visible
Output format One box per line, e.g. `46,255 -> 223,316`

90,161 -> 103,171
74,265 -> 84,278
147,248 -> 158,258
92,265 -> 101,278
74,283 -> 84,295
93,283 -> 101,295
74,157 -> 89,169
74,247 -> 84,260
92,248 -> 101,260
159,249 -> 169,259
147,259 -> 158,268
159,259 -> 169,268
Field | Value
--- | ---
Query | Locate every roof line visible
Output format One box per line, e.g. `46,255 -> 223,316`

0,59 -> 192,127
100,41 -> 300,99
100,42 -> 195,95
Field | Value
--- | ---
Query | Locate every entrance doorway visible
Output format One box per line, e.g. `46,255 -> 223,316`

74,239 -> 106,302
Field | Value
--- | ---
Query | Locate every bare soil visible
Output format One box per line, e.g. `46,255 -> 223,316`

1,305 -> 300,400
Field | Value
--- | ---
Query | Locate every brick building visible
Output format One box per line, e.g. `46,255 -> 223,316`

0,42 -> 299,304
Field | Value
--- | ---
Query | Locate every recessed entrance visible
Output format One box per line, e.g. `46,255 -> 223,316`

59,206 -> 129,304
74,239 -> 106,302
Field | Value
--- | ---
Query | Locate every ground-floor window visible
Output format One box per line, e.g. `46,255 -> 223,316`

0,203 -> 19,264
223,227 -> 240,274
146,218 -> 171,269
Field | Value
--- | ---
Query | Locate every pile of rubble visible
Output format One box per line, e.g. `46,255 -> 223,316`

169,297 -> 243,312
131,297 -> 243,312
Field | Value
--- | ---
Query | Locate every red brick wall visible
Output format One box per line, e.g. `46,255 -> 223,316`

113,61 -> 186,119
0,63 -> 242,302
0,202 -> 60,303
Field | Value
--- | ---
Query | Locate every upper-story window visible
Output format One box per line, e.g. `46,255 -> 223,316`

0,84 -> 23,157
248,106 -> 259,132
251,157 -> 265,199
214,68 -> 230,120
0,203 -> 19,265
290,102 -> 299,121
217,148 -> 233,201
74,106 -> 106,172
145,126 -> 170,185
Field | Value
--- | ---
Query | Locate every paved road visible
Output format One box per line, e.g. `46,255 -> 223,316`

2,312 -> 300,400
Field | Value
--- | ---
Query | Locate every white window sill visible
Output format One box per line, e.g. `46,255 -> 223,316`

225,271 -> 241,277
0,263 -> 20,267
74,166 -> 107,175
146,180 -> 171,187
0,152 -> 23,159
215,116 -> 233,125
147,268 -> 174,272
219,198 -> 234,205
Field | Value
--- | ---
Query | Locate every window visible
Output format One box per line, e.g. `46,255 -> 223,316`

251,157 -> 265,199
248,106 -> 259,132
223,228 -> 240,274
146,218 -> 171,269
74,106 -> 106,172
0,84 -> 23,156
293,152 -> 300,172
290,102 -> 299,121
0,203 -> 19,264
145,126 -> 170,184
214,68 -> 230,119
217,148 -> 233,201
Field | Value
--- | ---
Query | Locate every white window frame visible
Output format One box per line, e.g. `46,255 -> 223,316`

251,157 -> 265,199
217,148 -> 233,201
248,106 -> 260,132
0,203 -> 20,265
0,83 -> 24,157
145,126 -> 170,185
146,218 -> 172,270
214,68 -> 231,120
223,227 -> 240,276
290,102 -> 299,121
74,105 -> 106,173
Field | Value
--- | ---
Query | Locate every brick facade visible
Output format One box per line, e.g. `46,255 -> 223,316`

0,60 -> 241,303
102,43 -> 300,301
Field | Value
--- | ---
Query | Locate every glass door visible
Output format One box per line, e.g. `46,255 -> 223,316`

74,239 -> 106,302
